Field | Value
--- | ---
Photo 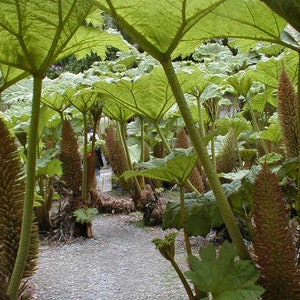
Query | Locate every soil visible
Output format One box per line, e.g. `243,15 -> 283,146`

30,211 -> 208,300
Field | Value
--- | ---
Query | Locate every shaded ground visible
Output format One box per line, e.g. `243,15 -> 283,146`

30,213 -> 206,300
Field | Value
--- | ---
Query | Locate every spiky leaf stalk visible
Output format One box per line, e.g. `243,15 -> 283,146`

0,117 -> 39,299
253,165 -> 300,300
7,76 -> 42,299
161,58 -> 250,260
177,129 -> 205,193
278,69 -> 299,158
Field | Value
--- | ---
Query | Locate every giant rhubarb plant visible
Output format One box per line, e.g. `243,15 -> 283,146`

94,0 -> 289,259
253,165 -> 300,300
0,1 -> 129,297
0,117 -> 39,299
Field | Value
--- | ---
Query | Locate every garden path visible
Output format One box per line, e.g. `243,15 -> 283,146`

31,213 -> 199,300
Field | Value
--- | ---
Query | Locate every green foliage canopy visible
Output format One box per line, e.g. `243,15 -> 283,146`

0,0 -> 129,91
96,0 -> 288,60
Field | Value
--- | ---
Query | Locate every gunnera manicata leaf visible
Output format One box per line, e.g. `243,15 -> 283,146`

186,241 -> 264,299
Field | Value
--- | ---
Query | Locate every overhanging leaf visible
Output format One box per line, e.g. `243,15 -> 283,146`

59,27 -> 131,61
94,66 -> 176,121
96,0 -> 228,59
0,0 -> 94,73
97,0 -> 287,60
123,148 -> 198,185
0,65 -> 28,92
260,0 -> 300,33
103,97 -> 136,122
176,0 -> 287,57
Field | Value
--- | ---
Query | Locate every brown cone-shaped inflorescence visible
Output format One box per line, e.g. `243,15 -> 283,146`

60,119 -> 82,197
176,128 -> 190,149
176,128 -> 205,193
0,117 -> 39,299
253,165 -> 300,300
153,141 -> 165,159
105,124 -> 129,190
216,129 -> 237,173
278,69 -> 299,158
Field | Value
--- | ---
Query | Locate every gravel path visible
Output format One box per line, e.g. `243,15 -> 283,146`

31,213 -> 193,300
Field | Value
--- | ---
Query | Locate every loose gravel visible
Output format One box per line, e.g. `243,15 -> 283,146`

30,213 -> 202,300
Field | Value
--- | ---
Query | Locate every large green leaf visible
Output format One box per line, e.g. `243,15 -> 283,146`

42,92 -> 70,113
216,118 -> 252,137
41,72 -> 94,112
94,66 -> 175,120
37,156 -> 62,177
227,73 -> 253,98
260,0 -> 300,33
69,89 -> 99,113
96,0 -> 287,59
247,50 -> 298,88
103,98 -> 136,122
96,0 -> 227,59
163,193 -> 223,236
186,242 -> 264,300
0,65 -> 28,92
123,148 -> 198,185
222,166 -> 262,216
94,65 -> 207,121
59,27 -> 131,61
261,122 -> 282,144
0,1 -> 128,76
0,0 -> 93,73
176,0 -> 287,57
